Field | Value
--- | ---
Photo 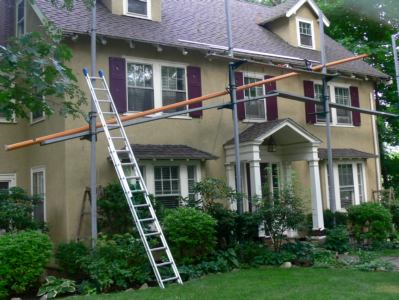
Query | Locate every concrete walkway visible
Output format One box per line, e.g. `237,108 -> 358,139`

382,257 -> 399,271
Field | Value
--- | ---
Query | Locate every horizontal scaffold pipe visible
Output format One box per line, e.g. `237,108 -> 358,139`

4,54 -> 368,151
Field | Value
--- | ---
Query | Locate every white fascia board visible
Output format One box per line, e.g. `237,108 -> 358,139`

30,3 -> 47,24
286,0 -> 330,27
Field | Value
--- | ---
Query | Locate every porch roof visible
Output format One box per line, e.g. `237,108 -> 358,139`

224,118 -> 321,146
318,148 -> 376,160
130,144 -> 217,160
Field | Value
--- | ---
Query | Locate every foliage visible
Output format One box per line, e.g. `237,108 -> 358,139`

347,203 -> 393,245
257,189 -> 305,252
0,231 -> 52,298
55,241 -> 89,281
193,178 -> 236,208
163,208 -> 217,264
324,226 -> 350,253
281,242 -> 315,266
355,258 -> 395,272
323,210 -> 349,229
37,276 -> 76,299
79,234 -> 152,292
235,212 -> 261,243
0,187 -> 45,232
0,23 -> 85,120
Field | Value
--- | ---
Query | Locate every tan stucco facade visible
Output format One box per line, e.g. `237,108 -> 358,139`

0,2 -> 381,243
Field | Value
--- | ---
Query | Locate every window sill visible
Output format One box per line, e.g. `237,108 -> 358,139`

0,120 -> 16,124
30,117 -> 45,125
124,112 -> 192,120
124,12 -> 151,20
243,118 -> 267,123
298,44 -> 315,50
314,123 -> 355,128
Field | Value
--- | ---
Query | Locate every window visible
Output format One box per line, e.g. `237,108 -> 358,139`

187,165 -> 196,201
16,0 -> 26,37
260,163 -> 280,197
161,66 -> 186,112
297,19 -> 314,48
127,63 -> 154,111
0,174 -> 16,190
31,98 -> 45,124
244,75 -> 266,121
154,166 -> 180,208
126,59 -> 187,114
314,83 -> 353,126
31,167 -> 46,222
125,0 -> 151,18
338,164 -> 355,209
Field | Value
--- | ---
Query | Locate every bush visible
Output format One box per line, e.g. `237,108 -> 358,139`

348,203 -> 392,245
324,226 -> 350,254
234,242 -> 269,265
55,241 -> 89,281
0,187 -> 44,232
281,241 -> 315,266
206,203 -> 238,249
163,207 -> 217,264
323,210 -> 348,229
193,178 -> 235,208
235,212 -> 260,243
387,204 -> 399,230
0,231 -> 52,298
80,233 -> 152,292
37,276 -> 76,299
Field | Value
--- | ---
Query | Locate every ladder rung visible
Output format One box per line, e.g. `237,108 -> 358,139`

151,246 -> 166,252
134,203 -> 150,208
90,76 -> 102,80
107,124 -> 120,128
102,111 -> 115,115
93,88 -> 107,91
110,136 -> 125,139
132,189 -> 145,194
139,217 -> 155,222
116,150 -> 130,153
162,276 -> 179,283
121,162 -> 135,166
125,175 -> 140,180
144,231 -> 161,237
98,100 -> 111,103
157,261 -> 172,267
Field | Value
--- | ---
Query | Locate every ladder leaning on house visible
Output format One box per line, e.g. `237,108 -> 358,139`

83,69 -> 182,288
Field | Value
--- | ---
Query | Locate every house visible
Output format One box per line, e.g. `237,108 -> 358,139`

0,0 -> 389,243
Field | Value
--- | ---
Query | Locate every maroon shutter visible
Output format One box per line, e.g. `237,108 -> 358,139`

109,57 -> 127,114
264,75 -> 278,121
187,66 -> 202,118
304,80 -> 316,124
0,0 -> 15,45
235,72 -> 245,120
350,86 -> 361,126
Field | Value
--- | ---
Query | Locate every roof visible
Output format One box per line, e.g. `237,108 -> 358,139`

129,144 -> 217,160
224,118 -> 321,145
318,148 -> 376,160
33,0 -> 388,79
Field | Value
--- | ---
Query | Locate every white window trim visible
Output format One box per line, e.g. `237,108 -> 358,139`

15,0 -> 27,37
140,161 -> 202,200
31,166 -> 46,222
123,0 -> 152,20
125,57 -> 190,118
0,173 -> 17,188
0,113 -> 16,124
242,72 -> 267,122
324,160 -> 367,211
30,111 -> 46,125
313,81 -> 354,127
296,17 -> 316,50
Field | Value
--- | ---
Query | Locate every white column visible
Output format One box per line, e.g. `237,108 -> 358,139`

248,160 -> 262,206
308,159 -> 324,230
146,165 -> 155,195
180,165 -> 189,199
226,163 -> 236,210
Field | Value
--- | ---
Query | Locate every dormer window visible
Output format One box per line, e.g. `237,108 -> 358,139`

297,18 -> 314,49
125,0 -> 151,19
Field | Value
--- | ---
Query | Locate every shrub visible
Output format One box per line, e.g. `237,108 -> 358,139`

0,187 -> 44,232
281,241 -> 315,266
257,189 -> 304,252
163,207 -> 217,264
323,210 -> 348,229
55,241 -> 89,281
253,250 -> 295,266
206,203 -> 238,249
235,212 -> 260,243
387,204 -> 399,230
324,226 -> 350,254
193,178 -> 235,208
0,231 -> 52,298
80,233 -> 152,292
347,203 -> 392,245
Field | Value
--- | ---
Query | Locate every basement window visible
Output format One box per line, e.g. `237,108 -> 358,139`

297,18 -> 314,49
126,0 -> 151,19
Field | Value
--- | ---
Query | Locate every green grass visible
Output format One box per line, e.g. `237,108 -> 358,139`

373,248 -> 399,257
70,267 -> 399,300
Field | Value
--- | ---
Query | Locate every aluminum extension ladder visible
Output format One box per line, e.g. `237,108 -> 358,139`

83,68 -> 182,288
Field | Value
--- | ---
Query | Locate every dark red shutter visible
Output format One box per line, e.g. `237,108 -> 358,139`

350,86 -> 361,126
235,72 -> 245,120
187,66 -> 202,118
109,57 -> 127,114
304,80 -> 316,124
264,75 -> 278,121
0,0 -> 15,45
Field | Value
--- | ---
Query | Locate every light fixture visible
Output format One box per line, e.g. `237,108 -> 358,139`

100,37 -> 107,45
129,40 -> 135,49
156,45 -> 163,52
182,48 -> 188,55
267,136 -> 277,153
71,34 -> 79,41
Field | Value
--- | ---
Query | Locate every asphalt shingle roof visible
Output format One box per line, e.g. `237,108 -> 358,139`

130,144 -> 217,160
34,0 -> 388,79
318,148 -> 376,160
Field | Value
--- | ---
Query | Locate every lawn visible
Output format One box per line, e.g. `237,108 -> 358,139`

71,267 -> 399,300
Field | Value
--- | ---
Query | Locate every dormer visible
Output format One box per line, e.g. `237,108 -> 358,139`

102,0 -> 161,22
259,0 -> 330,51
